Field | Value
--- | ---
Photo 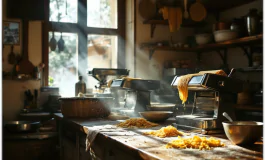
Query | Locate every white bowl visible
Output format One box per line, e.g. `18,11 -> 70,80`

195,33 -> 213,45
214,30 -> 238,42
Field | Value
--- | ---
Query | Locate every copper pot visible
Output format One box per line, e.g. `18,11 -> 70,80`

213,22 -> 231,31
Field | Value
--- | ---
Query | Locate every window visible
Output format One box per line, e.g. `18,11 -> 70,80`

44,0 -> 125,97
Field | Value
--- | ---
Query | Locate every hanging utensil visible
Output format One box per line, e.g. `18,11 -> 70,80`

49,32 -> 57,51
8,45 -> 16,64
18,20 -> 35,75
189,0 -> 207,22
183,0 -> 189,19
58,32 -> 65,52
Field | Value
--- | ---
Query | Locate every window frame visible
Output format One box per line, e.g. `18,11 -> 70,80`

42,0 -> 125,86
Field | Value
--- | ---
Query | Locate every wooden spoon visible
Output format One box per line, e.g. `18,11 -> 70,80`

18,20 -> 34,75
183,0 -> 189,19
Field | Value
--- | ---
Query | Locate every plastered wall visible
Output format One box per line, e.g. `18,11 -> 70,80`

2,0 -> 42,120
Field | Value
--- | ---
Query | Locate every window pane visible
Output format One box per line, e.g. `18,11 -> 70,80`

87,34 -> 117,90
87,0 -> 117,28
49,0 -> 77,23
49,32 -> 78,97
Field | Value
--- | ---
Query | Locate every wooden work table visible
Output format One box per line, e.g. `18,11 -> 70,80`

54,113 -> 263,160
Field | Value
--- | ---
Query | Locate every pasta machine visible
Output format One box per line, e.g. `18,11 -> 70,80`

88,68 -> 130,93
171,71 -> 243,134
110,78 -> 160,113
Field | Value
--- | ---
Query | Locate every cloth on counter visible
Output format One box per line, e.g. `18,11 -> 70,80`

86,128 -> 100,151
85,124 -> 132,151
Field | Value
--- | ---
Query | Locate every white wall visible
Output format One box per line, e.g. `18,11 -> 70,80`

2,0 -> 42,120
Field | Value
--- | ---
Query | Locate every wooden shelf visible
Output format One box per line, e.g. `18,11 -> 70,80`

158,0 -> 256,12
235,105 -> 263,112
236,67 -> 263,73
141,34 -> 263,60
143,19 -> 206,38
3,77 -> 40,81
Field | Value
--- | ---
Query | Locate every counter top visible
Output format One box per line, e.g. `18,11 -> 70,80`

54,113 -> 263,160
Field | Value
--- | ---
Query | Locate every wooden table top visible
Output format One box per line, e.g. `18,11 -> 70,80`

54,113 -> 263,160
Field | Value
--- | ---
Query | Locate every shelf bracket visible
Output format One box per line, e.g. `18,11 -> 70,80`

216,49 -> 228,65
149,49 -> 155,60
150,24 -> 156,38
240,46 -> 253,67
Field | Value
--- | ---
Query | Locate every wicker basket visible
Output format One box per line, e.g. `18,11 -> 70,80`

59,97 -> 113,118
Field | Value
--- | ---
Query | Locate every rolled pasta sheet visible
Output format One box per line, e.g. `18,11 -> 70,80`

177,70 -> 227,104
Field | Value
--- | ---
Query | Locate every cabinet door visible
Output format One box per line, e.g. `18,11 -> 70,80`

62,136 -> 78,160
107,147 -> 136,160
80,146 -> 92,160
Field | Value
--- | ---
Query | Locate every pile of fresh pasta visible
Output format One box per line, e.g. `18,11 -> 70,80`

116,118 -> 159,128
165,135 -> 225,150
143,125 -> 185,138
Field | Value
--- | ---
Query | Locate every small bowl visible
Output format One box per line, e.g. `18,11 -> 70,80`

222,121 -> 263,145
214,30 -> 238,42
195,33 -> 213,45
139,111 -> 173,122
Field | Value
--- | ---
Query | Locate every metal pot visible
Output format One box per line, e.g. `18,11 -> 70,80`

4,121 -> 41,132
222,121 -> 263,145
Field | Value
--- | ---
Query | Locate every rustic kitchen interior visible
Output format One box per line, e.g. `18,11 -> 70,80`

2,0 -> 264,159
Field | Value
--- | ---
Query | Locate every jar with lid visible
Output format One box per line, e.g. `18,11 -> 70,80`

231,18 -> 247,37
75,76 -> 86,96
246,8 -> 261,36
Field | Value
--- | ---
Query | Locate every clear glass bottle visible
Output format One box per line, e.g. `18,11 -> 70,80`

75,76 -> 86,96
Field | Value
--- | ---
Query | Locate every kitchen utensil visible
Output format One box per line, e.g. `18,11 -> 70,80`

222,112 -> 233,122
59,97 -> 113,118
139,0 -> 156,20
18,20 -> 35,75
4,121 -> 41,132
189,0 -> 206,22
183,0 -> 189,19
195,33 -> 213,45
139,111 -> 173,122
4,118 -> 55,133
34,89 -> 38,105
8,45 -> 16,64
58,32 -> 65,52
222,121 -> 263,144
213,30 -> 238,42
49,32 -> 57,51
